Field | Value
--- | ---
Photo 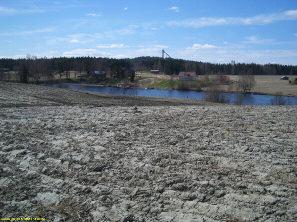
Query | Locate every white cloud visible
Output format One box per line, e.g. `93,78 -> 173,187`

0,6 -> 16,14
133,45 -> 169,56
5,42 -> 297,65
167,9 -> 297,28
0,6 -> 44,15
47,33 -> 95,45
187,43 -> 217,50
0,27 -> 55,37
63,48 -> 110,57
124,7 -> 128,11
61,44 -> 297,65
181,44 -> 219,61
284,10 -> 297,18
243,36 -> 275,44
96,44 -> 125,49
113,54 -> 126,59
0,50 -> 62,59
68,38 -> 80,43
86,13 -> 101,17
47,26 -> 137,45
95,44 -> 169,58
177,45 -> 297,65
62,44 -> 167,58
66,34 -> 96,44
168,17 -> 231,28
169,6 -> 179,13
115,25 -> 138,35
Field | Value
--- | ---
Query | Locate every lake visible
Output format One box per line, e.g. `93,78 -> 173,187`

47,83 -> 297,105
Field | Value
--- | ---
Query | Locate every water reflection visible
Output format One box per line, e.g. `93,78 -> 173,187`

232,93 -> 255,105
235,93 -> 245,105
47,83 -> 297,105
271,95 -> 287,105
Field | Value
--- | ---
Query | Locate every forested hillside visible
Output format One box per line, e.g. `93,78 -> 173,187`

0,56 -> 296,82
132,57 -> 297,75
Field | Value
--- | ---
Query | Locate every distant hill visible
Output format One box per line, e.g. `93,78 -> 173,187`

131,56 -> 297,76
0,56 -> 296,83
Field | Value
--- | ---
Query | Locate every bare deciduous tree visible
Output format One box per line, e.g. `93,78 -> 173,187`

204,86 -> 228,103
19,63 -> 29,83
238,74 -> 255,93
0,69 -> 4,81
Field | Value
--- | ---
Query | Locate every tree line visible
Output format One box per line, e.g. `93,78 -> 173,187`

0,56 -> 133,82
0,56 -> 296,83
133,57 -> 297,76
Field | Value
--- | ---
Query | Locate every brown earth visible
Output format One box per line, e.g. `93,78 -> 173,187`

0,82 -> 296,222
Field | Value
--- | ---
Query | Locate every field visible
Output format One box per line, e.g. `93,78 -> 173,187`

136,72 -> 297,96
1,70 -> 297,96
230,75 -> 297,96
0,82 -> 296,221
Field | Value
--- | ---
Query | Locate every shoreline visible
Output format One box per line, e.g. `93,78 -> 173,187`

45,81 -> 297,97
0,81 -> 207,108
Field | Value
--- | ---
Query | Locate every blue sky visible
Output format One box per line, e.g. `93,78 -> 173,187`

1,0 -> 297,64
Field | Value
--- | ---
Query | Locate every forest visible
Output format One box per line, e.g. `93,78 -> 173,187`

0,56 -> 297,83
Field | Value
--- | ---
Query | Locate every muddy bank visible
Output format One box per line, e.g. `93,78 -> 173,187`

0,82 -> 204,108
0,82 -> 296,222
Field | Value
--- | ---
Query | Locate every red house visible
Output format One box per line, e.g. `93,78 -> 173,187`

178,72 -> 197,80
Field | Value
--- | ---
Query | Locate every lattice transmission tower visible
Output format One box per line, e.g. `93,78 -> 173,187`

160,49 -> 171,74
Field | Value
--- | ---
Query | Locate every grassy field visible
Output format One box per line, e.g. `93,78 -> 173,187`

140,79 -> 202,91
136,72 -> 209,91
2,70 -> 296,96
136,72 -> 297,96
251,75 -> 297,96
218,75 -> 297,96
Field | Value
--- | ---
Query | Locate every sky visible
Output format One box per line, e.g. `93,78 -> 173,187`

0,0 -> 297,64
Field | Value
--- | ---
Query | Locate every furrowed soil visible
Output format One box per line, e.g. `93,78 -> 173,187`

0,82 -> 296,222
